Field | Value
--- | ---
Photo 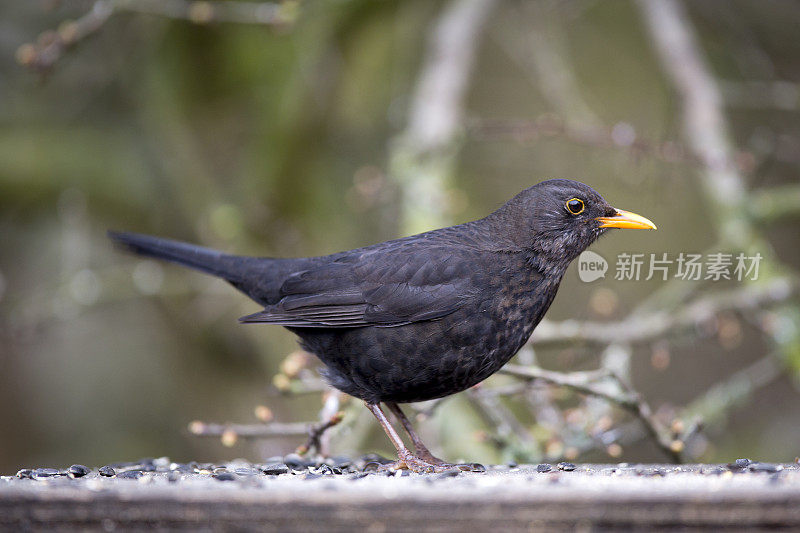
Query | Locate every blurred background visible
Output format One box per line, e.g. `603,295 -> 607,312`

1,0 -> 799,473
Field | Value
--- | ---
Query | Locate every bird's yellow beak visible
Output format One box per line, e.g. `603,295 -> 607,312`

596,209 -> 657,230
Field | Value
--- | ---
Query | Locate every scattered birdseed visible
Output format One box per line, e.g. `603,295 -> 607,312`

749,463 -> 781,474
32,468 -> 61,479
68,465 -> 90,478
99,466 -> 116,477
537,464 -> 552,473
259,463 -> 290,475
117,470 -> 144,480
557,462 -> 576,472
436,468 -> 462,479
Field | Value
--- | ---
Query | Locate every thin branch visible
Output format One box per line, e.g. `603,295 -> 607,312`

189,420 -> 310,440
17,0 -> 293,72
528,277 -> 796,347
296,410 -> 345,456
500,363 -> 682,462
188,411 -> 345,455
303,390 -> 342,457
468,116 -> 708,169
111,0 -> 292,25
499,365 -> 616,401
681,354 -> 783,428
17,1 -> 114,72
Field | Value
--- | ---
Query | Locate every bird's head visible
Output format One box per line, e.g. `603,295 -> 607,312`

490,178 -> 656,273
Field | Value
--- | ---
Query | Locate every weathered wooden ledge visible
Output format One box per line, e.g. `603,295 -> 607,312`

2,461 -> 799,531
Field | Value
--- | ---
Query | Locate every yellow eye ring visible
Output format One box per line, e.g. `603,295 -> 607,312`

566,198 -> 585,215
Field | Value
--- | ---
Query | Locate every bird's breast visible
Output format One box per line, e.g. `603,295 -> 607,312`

299,261 -> 563,404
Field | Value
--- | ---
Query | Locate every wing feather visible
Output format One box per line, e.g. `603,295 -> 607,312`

239,245 -> 479,328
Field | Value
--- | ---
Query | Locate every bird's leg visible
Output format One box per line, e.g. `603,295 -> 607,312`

386,402 -> 484,472
385,402 -> 447,465
364,402 -> 445,473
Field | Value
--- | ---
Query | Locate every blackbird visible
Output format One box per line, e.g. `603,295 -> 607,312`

109,178 -> 655,472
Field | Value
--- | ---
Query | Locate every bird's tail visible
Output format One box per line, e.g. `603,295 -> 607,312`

108,231 -> 246,280
108,231 -> 298,305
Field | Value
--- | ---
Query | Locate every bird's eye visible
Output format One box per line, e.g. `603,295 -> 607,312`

566,198 -> 585,215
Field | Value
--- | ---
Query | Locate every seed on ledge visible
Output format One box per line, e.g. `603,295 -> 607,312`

68,465 -> 90,478
15,469 -> 33,480
33,468 -> 62,480
117,470 -> 143,480
259,463 -> 289,475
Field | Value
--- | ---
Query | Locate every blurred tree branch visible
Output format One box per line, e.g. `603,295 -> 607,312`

17,1 -> 114,72
110,0 -> 294,25
748,184 -> 800,222
720,80 -> 800,111
469,116 -> 706,169
390,0 -> 497,235
189,408 -> 344,456
17,0 -> 295,72
492,1 -> 602,129
529,277 -> 796,347
638,0 -> 749,246
499,363 -> 682,462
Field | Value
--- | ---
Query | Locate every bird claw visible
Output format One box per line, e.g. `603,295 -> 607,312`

364,450 -> 485,474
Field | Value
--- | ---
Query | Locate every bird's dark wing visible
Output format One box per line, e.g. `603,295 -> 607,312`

239,245 -> 480,328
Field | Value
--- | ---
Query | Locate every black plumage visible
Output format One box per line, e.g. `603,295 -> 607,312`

109,178 -> 655,471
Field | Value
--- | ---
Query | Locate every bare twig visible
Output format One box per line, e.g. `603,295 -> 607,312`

499,364 -> 615,400
189,420 -> 310,440
188,411 -> 345,455
17,0 -> 294,72
111,0 -> 292,25
681,354 -> 783,428
303,391 -> 342,456
499,363 -> 682,462
296,410 -> 345,456
17,1 -> 113,71
528,278 -> 796,347
468,116 -> 708,169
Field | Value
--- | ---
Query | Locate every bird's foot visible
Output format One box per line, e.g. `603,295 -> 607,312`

364,449 -> 484,474
414,448 -> 449,466
412,448 -> 485,472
